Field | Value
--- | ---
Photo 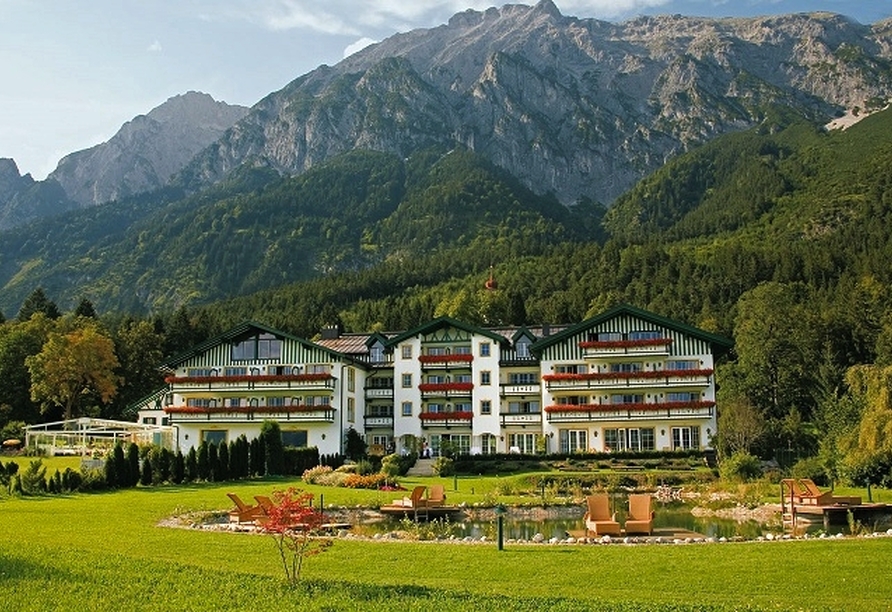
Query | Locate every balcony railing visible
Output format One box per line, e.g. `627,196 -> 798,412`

163,405 -> 336,422
578,338 -> 672,357
364,387 -> 394,399
544,401 -> 715,423
363,414 -> 394,428
166,373 -> 336,391
418,354 -> 474,369
419,411 -> 473,427
500,412 -> 543,427
499,383 -> 541,396
542,369 -> 712,391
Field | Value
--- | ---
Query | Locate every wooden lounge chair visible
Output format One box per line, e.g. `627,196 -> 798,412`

625,493 -> 654,535
253,494 -> 275,525
584,494 -> 621,536
426,484 -> 446,507
227,493 -> 264,524
392,486 -> 428,509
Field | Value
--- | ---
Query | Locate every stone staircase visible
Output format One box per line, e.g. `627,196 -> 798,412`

406,458 -> 435,477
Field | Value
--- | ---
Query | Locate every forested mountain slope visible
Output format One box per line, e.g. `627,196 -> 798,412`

0,148 -> 595,316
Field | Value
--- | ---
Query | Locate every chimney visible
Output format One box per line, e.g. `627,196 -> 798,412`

321,324 -> 341,340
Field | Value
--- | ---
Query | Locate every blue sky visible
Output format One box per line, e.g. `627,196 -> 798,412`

1,0 -> 888,180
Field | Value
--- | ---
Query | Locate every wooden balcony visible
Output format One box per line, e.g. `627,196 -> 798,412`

542,369 -> 712,391
163,405 -> 336,423
499,383 -> 541,396
363,414 -> 394,429
418,354 -> 474,370
578,338 -> 672,358
365,387 -> 394,400
500,412 -> 543,427
419,411 -> 473,428
544,401 -> 715,423
166,373 -> 335,392
418,382 -> 473,399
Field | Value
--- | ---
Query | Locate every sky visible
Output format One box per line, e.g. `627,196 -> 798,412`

1,0 -> 889,180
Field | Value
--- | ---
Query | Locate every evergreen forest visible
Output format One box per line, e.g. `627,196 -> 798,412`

2,108 -> 892,489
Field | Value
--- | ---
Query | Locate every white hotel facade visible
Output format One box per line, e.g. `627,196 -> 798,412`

137,304 -> 732,457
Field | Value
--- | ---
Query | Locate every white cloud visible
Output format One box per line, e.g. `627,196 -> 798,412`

343,37 -> 377,59
147,40 -> 163,53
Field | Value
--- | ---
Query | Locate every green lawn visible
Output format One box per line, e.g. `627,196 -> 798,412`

2,473 -> 891,611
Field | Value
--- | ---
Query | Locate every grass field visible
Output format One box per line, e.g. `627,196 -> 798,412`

2,462 -> 891,611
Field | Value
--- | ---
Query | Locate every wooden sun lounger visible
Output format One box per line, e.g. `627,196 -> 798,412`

391,486 -> 428,509
227,493 -> 264,524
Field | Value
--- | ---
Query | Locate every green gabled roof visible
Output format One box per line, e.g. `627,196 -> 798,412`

511,327 -> 536,343
383,315 -> 508,349
162,320 -> 357,369
530,304 -> 733,355
122,385 -> 169,420
365,332 -> 390,349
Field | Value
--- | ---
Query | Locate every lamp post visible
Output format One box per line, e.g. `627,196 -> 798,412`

495,504 -> 506,551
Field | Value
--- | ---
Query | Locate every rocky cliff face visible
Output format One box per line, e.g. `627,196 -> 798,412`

48,91 -> 249,207
0,158 -> 78,231
181,1 -> 892,205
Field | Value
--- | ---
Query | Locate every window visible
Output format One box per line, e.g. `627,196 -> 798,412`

597,332 -> 622,342
480,371 -> 491,386
224,367 -> 248,377
231,333 -> 282,361
367,404 -> 393,417
201,430 -> 227,445
667,392 -> 700,402
559,429 -> 587,453
369,343 -> 385,363
427,374 -> 447,384
672,426 -> 700,450
306,364 -> 331,375
665,360 -> 700,370
427,347 -> 447,356
603,428 -> 656,452
611,394 -> 644,405
516,338 -> 531,359
266,397 -> 286,407
455,374 -> 472,384
281,430 -> 308,448
401,373 -> 413,388
479,342 -> 491,357
401,345 -> 413,359
187,368 -> 215,377
454,346 -> 472,355
454,402 -> 472,413
142,417 -> 157,425
401,402 -> 413,417
347,368 -> 355,392
480,433 -> 497,455
609,362 -> 642,373
480,400 -> 492,415
509,433 -> 538,454
508,372 -> 537,384
187,398 -> 214,408
508,400 -> 540,414
225,397 -> 242,408
555,364 -> 586,374
347,397 -> 355,422
427,403 -> 443,413
628,330 -> 662,341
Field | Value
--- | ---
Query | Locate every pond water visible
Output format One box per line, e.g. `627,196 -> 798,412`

348,501 -> 778,541
346,500 -> 892,541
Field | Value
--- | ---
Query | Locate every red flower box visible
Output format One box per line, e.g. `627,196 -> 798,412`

165,373 -> 334,384
544,400 -> 716,413
542,369 -> 713,382
419,411 -> 474,421
578,338 -> 672,349
418,382 -> 475,392
418,354 -> 474,364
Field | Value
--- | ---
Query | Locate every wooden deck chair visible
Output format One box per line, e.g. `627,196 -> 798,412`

794,479 -> 835,505
253,495 -> 275,525
584,494 -> 621,536
427,484 -> 446,507
392,486 -> 427,508
227,493 -> 263,524
625,494 -> 654,535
